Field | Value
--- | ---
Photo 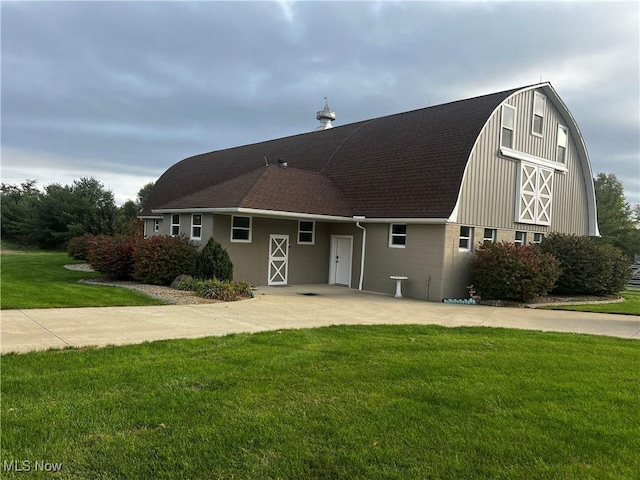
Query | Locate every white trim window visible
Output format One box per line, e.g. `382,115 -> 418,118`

298,221 -> 315,244
459,226 -> 473,251
154,219 -> 160,232
483,228 -> 497,244
501,104 -> 516,149
389,224 -> 407,248
531,92 -> 546,137
515,231 -> 527,247
533,233 -> 544,244
171,214 -> 180,236
191,214 -> 202,240
231,216 -> 252,243
557,125 -> 568,164
517,162 -> 553,226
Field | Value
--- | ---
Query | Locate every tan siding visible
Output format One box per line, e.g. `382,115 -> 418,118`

362,224 -> 446,301
457,88 -> 590,235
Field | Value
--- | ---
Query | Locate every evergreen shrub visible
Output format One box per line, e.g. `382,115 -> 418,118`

538,233 -> 631,295
133,235 -> 197,286
470,241 -> 561,302
194,238 -> 233,281
174,278 -> 252,301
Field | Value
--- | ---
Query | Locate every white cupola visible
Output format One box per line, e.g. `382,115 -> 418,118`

314,97 -> 336,131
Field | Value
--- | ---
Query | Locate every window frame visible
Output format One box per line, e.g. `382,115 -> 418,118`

500,104 -> 516,149
515,231 -> 527,247
231,215 -> 252,243
388,223 -> 407,248
531,92 -> 546,137
483,228 -> 497,244
556,125 -> 568,164
533,233 -> 544,244
154,219 -> 160,232
297,220 -> 315,245
171,214 -> 180,237
191,214 -> 202,240
459,226 -> 473,252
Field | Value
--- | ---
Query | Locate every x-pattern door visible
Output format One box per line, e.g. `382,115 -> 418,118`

268,235 -> 289,285
518,163 -> 553,226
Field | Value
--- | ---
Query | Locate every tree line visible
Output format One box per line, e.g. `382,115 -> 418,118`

1,178 -> 153,250
1,173 -> 639,257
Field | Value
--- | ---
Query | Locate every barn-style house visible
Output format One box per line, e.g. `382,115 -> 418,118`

141,83 -> 599,300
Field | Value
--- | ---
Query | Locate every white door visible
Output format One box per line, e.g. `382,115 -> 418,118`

268,235 -> 289,285
329,236 -> 352,286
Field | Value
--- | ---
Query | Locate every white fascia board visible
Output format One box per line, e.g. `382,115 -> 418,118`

138,215 -> 163,219
500,147 -> 568,173
151,207 -> 449,224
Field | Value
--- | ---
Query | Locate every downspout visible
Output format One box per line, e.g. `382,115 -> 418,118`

353,216 -> 366,291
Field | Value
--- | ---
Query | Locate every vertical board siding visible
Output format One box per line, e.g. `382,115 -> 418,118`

457,88 -> 590,235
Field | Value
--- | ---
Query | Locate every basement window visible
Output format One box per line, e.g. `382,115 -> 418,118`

171,214 -> 180,236
231,216 -> 252,243
389,224 -> 407,248
515,231 -> 527,247
459,226 -> 473,251
483,228 -> 497,244
533,233 -> 544,244
191,214 -> 202,240
298,221 -> 315,245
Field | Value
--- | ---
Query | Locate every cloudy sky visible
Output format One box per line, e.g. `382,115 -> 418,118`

2,1 -> 639,206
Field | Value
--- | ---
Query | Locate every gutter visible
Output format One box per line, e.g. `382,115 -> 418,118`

353,216 -> 367,291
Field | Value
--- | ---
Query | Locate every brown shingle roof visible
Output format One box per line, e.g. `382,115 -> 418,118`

144,87 -> 521,218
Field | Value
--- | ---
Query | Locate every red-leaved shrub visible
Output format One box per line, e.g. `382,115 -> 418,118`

470,241 -> 561,302
87,235 -> 140,280
67,233 -> 98,260
133,235 -> 197,286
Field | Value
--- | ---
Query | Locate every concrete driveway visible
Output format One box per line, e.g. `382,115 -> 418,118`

2,284 -> 639,354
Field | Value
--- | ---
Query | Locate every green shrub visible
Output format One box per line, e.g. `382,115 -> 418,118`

194,238 -> 233,281
174,278 -> 253,301
470,241 -> 561,302
86,235 -> 139,280
67,233 -> 98,260
538,233 -> 631,295
133,236 -> 197,286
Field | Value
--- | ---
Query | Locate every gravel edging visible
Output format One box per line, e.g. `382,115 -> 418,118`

66,264 -> 220,305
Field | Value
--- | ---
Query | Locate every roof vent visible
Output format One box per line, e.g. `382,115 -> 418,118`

314,97 -> 336,131
277,158 -> 288,168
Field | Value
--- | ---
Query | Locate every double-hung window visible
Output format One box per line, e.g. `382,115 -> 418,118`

389,224 -> 407,248
557,125 -> 568,164
501,104 -> 516,148
191,214 -> 202,240
459,226 -> 473,251
483,228 -> 496,244
231,216 -> 251,242
531,92 -> 546,136
171,214 -> 180,236
515,231 -> 526,247
298,221 -> 315,244
154,219 -> 160,232
533,233 -> 544,244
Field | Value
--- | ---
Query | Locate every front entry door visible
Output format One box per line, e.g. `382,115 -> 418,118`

329,235 -> 353,286
268,234 -> 289,285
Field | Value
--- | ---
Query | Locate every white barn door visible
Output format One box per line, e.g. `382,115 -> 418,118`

268,235 -> 289,285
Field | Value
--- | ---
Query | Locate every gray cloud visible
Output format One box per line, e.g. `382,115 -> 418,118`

2,1 -> 638,205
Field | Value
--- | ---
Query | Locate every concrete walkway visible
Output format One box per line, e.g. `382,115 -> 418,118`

2,285 -> 639,354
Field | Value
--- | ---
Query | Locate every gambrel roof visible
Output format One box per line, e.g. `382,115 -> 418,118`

144,83 -> 596,229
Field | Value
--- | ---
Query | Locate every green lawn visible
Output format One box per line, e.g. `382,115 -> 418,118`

542,290 -> 640,315
2,325 -> 638,479
1,251 -> 166,309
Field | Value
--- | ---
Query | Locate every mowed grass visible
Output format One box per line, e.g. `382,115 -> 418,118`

1,251 -> 166,309
2,325 -> 638,479
543,290 -> 640,315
